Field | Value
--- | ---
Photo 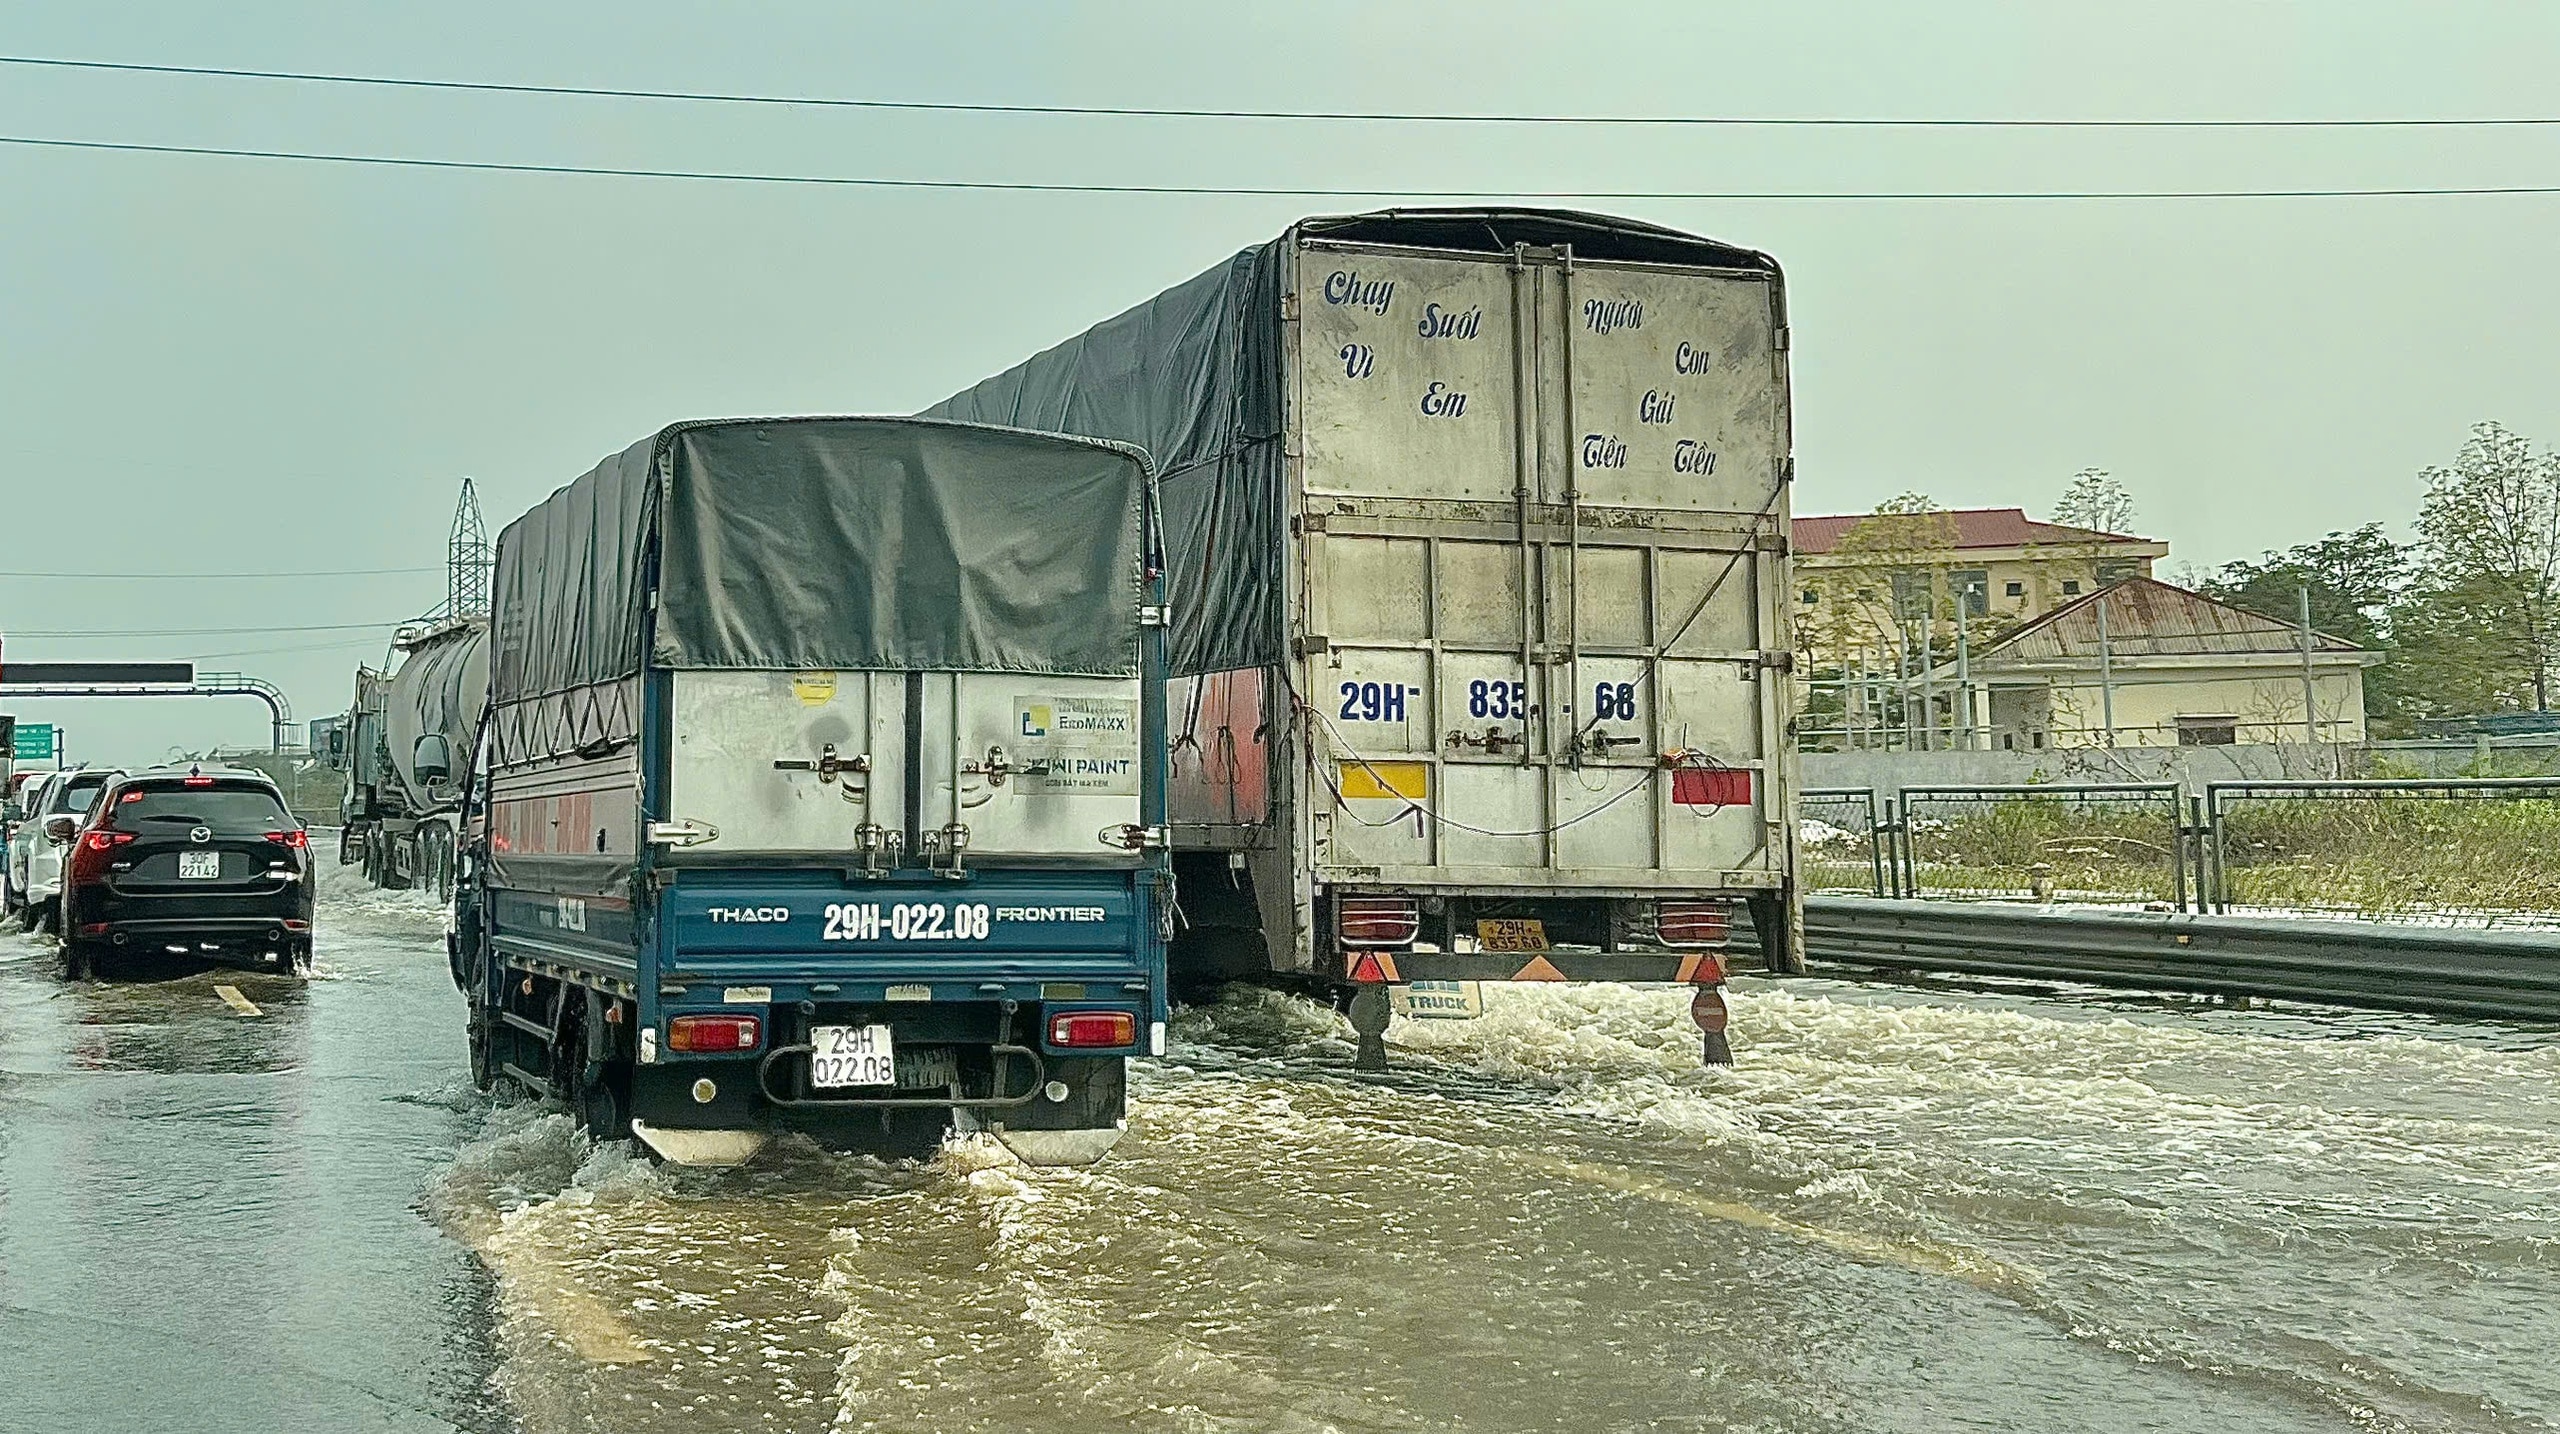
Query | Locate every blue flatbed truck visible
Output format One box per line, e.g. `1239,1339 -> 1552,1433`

448,417 -> 1169,1165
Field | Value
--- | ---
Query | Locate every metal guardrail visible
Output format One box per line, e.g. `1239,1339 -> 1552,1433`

1733,896 -> 2560,1023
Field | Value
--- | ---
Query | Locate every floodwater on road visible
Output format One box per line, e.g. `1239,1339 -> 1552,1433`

4,861 -> 2556,1433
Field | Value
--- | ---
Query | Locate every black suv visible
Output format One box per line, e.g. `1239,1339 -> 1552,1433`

62,765 -> 315,980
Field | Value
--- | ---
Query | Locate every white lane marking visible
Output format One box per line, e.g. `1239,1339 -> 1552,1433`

213,984 -> 262,1017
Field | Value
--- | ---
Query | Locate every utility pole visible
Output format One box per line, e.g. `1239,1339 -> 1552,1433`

428,477 -> 494,623
2096,593 -> 2117,748
2298,583 -> 2321,753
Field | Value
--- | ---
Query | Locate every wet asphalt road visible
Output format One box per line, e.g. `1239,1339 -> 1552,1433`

4,860 -> 2558,1433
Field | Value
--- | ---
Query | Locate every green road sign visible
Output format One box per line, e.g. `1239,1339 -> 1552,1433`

12,722 -> 54,760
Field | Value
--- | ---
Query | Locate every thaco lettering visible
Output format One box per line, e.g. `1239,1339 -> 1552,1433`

1419,382 -> 1469,418
1338,343 -> 1374,379
1673,440 -> 1719,476
1415,302 -> 1483,340
1581,433 -> 1628,469
1639,389 -> 1677,425
1674,341 -> 1713,374
1323,270 -> 1396,315
1582,297 -> 1644,334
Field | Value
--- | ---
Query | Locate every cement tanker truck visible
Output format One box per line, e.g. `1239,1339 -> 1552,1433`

328,619 -> 489,897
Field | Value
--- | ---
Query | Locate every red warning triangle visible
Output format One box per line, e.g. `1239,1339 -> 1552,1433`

1511,954 -> 1568,982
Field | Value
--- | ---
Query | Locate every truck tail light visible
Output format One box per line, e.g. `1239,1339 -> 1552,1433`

666,1013 -> 762,1053
68,830 -> 135,886
1654,899 -> 1734,948
1047,1010 -> 1137,1049
1337,895 -> 1420,948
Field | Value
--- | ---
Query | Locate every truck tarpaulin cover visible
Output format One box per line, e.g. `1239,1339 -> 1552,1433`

492,417 -> 1148,765
921,207 -> 1774,677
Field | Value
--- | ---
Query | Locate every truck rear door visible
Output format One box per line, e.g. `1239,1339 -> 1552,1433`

1293,238 -> 1789,888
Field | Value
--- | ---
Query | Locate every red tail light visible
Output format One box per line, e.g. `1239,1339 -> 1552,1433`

1337,895 -> 1420,948
1671,766 -> 1753,809
68,830 -> 135,886
267,830 -> 309,849
182,775 -> 216,786
666,1013 -> 762,1053
1654,899 -> 1734,948
1047,1010 -> 1138,1049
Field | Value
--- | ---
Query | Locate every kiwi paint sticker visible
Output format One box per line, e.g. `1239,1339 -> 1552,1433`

1014,696 -> 1140,795
791,671 -> 838,706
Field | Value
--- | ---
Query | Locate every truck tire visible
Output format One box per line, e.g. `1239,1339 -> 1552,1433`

466,1012 -> 499,1091
578,1064 -> 633,1141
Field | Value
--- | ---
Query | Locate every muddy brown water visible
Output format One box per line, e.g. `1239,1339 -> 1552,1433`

3,861 -> 2555,1433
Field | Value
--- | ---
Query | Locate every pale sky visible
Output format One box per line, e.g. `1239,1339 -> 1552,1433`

4,1 -> 2557,761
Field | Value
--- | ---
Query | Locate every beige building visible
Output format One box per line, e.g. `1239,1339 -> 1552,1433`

1966,578 -> 2379,750
1794,507 -> 2170,669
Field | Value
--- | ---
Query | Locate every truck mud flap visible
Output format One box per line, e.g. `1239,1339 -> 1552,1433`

988,1126 -> 1126,1167
629,1121 -> 770,1168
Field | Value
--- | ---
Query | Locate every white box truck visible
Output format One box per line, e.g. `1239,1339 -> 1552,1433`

929,209 -> 1798,1065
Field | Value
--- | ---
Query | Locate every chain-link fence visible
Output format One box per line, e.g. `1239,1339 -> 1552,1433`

2206,778 -> 2560,928
1892,783 -> 2187,909
1800,788 -> 1886,895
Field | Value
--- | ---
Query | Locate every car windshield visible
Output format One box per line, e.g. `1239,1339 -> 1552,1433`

112,786 -> 292,831
59,781 -> 107,814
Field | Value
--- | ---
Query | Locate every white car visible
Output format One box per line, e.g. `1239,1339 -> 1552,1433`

11,767 -> 122,935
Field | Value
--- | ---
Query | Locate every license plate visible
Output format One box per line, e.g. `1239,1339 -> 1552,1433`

178,851 -> 221,881
1477,918 -> 1548,952
809,1024 -> 896,1087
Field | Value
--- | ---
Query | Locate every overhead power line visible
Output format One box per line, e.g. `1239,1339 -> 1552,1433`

0,566 -> 440,579
7,620 -> 408,637
5,134 -> 2557,201
5,54 -> 2553,130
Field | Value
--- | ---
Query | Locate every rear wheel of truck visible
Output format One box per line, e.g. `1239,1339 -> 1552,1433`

578,1065 -> 632,1142
466,1012 -> 499,1091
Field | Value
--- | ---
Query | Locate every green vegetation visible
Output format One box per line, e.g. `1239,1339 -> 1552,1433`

2215,795 -> 2560,918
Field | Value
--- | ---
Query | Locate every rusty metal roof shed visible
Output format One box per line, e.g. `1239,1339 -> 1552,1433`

1975,577 -> 2366,664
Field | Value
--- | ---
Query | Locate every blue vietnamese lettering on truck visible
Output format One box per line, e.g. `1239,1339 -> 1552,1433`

1419,382 -> 1469,418
1416,302 -> 1482,340
1639,390 -> 1676,425
1674,440 -> 1719,476
1674,341 -> 1713,374
707,906 -> 791,924
1582,297 -> 1643,334
1335,680 -> 1411,723
1323,270 -> 1395,315
1581,433 -> 1628,469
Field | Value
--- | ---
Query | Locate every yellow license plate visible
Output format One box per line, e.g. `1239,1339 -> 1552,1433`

1476,918 -> 1549,953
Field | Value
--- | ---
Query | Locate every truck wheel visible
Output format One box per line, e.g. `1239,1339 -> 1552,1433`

338,826 -> 358,866
15,901 -> 35,933
466,1013 -> 499,1091
578,1065 -> 632,1141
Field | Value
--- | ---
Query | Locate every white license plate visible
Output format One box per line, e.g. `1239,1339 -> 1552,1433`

178,851 -> 221,881
809,1024 -> 896,1087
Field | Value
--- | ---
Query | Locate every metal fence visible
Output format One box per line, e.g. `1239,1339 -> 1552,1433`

1805,777 -> 2560,927
1799,788 -> 1886,895
2205,777 -> 2560,928
1897,783 -> 2186,909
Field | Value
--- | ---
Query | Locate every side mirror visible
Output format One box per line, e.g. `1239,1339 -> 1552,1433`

42,814 -> 80,845
413,733 -> 453,785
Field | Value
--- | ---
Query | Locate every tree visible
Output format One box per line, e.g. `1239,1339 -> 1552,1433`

2412,421 -> 2560,711
2202,524 -> 2412,729
1797,494 -> 1963,746
2051,468 -> 2135,536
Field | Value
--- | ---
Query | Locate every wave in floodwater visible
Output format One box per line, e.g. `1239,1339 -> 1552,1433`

413,965 -> 2560,1434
